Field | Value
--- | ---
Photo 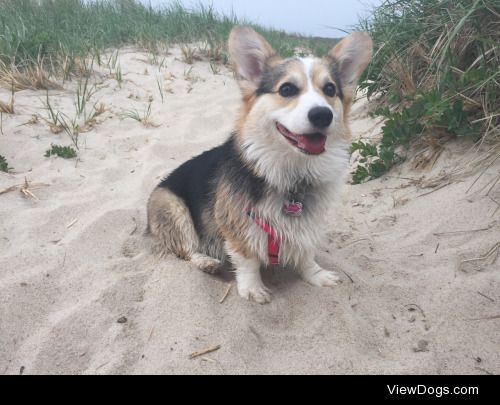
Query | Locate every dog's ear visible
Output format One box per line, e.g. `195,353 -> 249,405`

328,32 -> 372,97
229,26 -> 276,93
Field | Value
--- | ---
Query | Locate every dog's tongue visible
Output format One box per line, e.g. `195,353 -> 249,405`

296,134 -> 327,155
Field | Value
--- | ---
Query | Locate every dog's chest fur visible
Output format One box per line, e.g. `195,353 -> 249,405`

241,182 -> 337,266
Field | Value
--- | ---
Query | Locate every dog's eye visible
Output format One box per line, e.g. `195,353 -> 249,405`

323,83 -> 336,97
278,83 -> 299,98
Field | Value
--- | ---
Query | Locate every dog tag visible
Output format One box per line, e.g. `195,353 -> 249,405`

283,201 -> 303,216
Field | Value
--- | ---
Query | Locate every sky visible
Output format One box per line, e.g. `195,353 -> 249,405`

138,0 -> 382,38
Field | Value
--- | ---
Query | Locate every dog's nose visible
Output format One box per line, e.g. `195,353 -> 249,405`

308,107 -> 333,129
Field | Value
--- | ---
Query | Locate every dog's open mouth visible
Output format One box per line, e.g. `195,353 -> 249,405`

276,122 -> 327,155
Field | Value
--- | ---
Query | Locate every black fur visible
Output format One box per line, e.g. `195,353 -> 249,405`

329,60 -> 344,101
257,58 -> 345,101
159,135 -> 265,234
255,60 -> 292,96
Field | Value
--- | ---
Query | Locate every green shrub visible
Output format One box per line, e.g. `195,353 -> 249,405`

353,0 -> 499,183
45,144 -> 77,159
0,155 -> 11,172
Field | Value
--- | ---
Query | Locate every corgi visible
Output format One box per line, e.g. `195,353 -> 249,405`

147,26 -> 372,303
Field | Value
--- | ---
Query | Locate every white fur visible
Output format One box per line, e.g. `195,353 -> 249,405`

277,58 -> 334,135
226,243 -> 272,304
241,57 -> 348,192
296,252 -> 340,286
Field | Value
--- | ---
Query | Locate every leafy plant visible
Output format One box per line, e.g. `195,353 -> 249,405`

0,155 -> 11,172
44,144 -> 77,159
352,0 -> 498,183
351,91 -> 480,183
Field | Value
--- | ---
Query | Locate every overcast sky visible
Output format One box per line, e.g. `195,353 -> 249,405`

138,0 -> 381,38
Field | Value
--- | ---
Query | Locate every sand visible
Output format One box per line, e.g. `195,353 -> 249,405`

1,46 -> 499,375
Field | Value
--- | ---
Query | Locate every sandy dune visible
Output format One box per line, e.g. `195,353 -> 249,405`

1,47 -> 499,375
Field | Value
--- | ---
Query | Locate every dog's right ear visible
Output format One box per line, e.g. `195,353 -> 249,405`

229,26 -> 276,93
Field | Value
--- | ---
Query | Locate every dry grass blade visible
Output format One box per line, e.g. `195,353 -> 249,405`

0,83 -> 15,114
0,61 -> 63,91
20,177 -> 39,200
0,179 -> 49,198
66,218 -> 78,229
0,99 -> 14,114
219,283 -> 232,304
433,223 -> 496,236
0,185 -> 18,195
459,242 -> 500,272
189,345 -> 221,360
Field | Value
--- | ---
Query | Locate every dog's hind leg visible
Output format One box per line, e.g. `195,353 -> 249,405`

147,187 -> 221,273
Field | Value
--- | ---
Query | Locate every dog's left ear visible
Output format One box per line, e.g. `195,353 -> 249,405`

229,26 -> 276,93
328,32 -> 372,97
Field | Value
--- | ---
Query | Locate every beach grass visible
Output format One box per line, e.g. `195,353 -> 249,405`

0,0 -> 337,84
352,0 -> 500,183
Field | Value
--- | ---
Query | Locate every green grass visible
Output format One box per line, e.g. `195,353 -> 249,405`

45,144 -> 77,159
0,154 -> 11,172
122,101 -> 157,127
0,0 -> 338,82
352,0 -> 500,183
5,0 -> 494,186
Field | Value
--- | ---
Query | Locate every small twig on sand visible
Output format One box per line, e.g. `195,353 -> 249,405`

0,185 -> 17,195
130,216 -> 138,235
475,367 -> 494,375
189,345 -> 221,360
434,223 -> 495,236
95,361 -> 110,373
466,153 -> 500,194
417,182 -> 451,197
477,291 -> 495,303
66,218 -> 78,228
489,196 -> 500,217
459,242 -> 500,272
342,270 -> 355,283
468,314 -> 500,321
219,283 -> 232,304
148,325 -> 155,342
62,252 -> 67,269
343,238 -> 370,247
20,177 -> 39,200
1,179 -> 48,198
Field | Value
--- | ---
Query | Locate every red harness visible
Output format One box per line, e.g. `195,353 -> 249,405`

251,215 -> 281,265
247,200 -> 303,266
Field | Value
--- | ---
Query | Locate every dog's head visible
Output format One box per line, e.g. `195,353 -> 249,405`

229,26 -> 372,189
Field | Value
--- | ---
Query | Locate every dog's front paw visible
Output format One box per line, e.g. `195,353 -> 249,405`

191,254 -> 222,274
302,267 -> 340,287
238,282 -> 272,304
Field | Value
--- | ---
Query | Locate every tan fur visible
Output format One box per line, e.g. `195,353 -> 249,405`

234,93 -> 257,135
214,181 -> 253,258
328,33 -> 373,124
147,187 -> 220,273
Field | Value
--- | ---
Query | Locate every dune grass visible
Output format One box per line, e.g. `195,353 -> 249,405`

352,0 -> 500,183
3,0 -> 496,185
0,0 -> 338,160
0,0 -> 337,84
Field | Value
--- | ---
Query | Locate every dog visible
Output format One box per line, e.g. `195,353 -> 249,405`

147,26 -> 372,303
